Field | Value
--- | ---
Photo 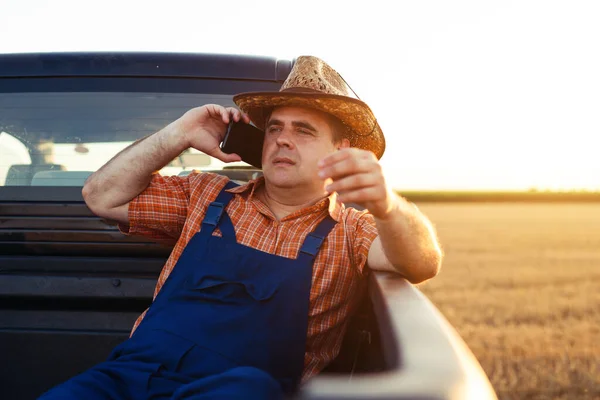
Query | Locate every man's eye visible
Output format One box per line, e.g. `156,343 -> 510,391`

267,127 -> 281,134
298,130 -> 312,136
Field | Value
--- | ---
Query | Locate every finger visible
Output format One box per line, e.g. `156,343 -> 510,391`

210,105 -> 230,125
205,104 -> 230,125
228,107 -> 242,123
318,148 -> 354,168
226,108 -> 252,125
322,177 -> 334,192
221,152 -> 242,163
319,155 -> 372,180
242,112 -> 251,124
337,186 -> 382,204
209,146 -> 242,163
221,107 -> 231,125
234,109 -> 251,124
326,172 -> 379,194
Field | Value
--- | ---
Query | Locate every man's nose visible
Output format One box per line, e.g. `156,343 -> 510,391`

275,128 -> 294,148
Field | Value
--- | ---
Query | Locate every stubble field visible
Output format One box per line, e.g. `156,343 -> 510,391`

415,202 -> 599,400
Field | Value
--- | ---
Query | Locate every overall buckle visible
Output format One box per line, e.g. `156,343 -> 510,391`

300,233 -> 324,257
203,202 -> 225,226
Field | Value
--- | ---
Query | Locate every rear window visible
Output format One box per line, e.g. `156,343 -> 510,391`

0,92 -> 248,188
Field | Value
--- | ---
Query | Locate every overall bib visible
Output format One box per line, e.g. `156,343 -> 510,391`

40,181 -> 337,400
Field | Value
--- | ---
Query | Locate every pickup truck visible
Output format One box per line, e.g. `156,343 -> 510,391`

0,52 -> 497,400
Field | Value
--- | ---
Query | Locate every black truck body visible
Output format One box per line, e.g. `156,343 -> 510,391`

0,52 -> 496,399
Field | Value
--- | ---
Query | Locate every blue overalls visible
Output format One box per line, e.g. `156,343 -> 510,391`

39,181 -> 337,400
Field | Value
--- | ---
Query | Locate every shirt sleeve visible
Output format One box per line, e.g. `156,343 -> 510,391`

347,209 -> 378,275
117,171 -> 215,243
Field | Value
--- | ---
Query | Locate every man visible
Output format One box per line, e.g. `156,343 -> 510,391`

40,56 -> 442,399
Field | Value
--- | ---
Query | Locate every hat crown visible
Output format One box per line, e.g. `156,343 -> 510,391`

281,56 -> 358,99
233,55 -> 385,159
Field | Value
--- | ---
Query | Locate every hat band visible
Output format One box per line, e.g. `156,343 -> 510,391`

280,87 -> 324,94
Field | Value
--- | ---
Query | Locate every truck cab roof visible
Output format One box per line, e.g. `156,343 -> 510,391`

0,52 -> 293,81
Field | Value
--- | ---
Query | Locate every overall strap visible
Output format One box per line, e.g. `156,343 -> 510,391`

201,180 -> 239,238
297,215 -> 338,263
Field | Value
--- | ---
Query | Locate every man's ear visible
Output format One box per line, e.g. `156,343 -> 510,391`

338,138 -> 351,150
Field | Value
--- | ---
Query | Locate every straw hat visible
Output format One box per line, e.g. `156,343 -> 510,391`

233,56 -> 385,159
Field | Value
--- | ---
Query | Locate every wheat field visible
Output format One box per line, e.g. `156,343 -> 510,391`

415,202 -> 599,400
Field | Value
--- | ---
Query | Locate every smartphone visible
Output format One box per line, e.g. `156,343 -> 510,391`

220,121 -> 264,169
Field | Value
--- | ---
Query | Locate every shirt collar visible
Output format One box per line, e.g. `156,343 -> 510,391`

226,176 -> 343,222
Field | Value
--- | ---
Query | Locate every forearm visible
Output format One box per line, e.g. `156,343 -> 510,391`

374,194 -> 442,283
83,121 -> 189,212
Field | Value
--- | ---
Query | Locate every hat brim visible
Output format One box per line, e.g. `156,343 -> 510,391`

233,91 -> 385,159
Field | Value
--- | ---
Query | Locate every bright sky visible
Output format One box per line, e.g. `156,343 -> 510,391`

1,0 -> 599,190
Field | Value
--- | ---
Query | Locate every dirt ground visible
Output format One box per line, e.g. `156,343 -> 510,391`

415,203 -> 599,400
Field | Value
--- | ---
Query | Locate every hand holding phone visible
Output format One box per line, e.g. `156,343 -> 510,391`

220,121 -> 265,169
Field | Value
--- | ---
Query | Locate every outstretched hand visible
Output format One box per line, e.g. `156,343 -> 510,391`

175,104 -> 251,163
318,148 -> 397,220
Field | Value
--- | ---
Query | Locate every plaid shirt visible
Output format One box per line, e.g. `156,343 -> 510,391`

119,172 -> 378,381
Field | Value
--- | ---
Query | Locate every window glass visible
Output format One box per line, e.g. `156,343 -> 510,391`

0,92 -> 249,187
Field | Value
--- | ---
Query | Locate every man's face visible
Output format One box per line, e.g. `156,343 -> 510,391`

261,106 -> 348,191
